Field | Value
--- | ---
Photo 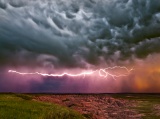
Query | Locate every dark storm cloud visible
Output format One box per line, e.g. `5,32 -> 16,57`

0,0 -> 160,68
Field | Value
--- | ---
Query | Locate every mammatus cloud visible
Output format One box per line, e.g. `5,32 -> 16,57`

0,0 -> 160,92
1,0 -> 160,68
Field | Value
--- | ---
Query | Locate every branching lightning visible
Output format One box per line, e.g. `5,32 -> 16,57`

8,66 -> 133,79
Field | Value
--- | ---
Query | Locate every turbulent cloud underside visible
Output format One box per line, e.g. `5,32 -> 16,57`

0,0 -> 160,92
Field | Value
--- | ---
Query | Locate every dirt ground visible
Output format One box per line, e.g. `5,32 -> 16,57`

34,95 -> 142,119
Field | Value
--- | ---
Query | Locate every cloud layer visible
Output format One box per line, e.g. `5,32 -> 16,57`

0,0 -> 160,68
0,0 -> 160,92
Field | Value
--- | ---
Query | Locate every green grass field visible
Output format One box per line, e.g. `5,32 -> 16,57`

0,93 -> 160,119
0,94 -> 85,119
112,94 -> 160,119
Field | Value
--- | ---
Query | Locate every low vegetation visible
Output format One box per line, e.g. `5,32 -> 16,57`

112,94 -> 160,119
0,93 -> 160,119
0,93 -> 85,119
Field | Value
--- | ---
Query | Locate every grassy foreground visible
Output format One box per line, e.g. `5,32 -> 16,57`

1,93 -> 160,119
0,94 -> 85,119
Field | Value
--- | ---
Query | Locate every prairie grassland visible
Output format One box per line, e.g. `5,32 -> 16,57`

112,94 -> 160,119
0,93 -> 85,119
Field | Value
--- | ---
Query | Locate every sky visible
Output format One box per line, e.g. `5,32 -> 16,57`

0,0 -> 160,93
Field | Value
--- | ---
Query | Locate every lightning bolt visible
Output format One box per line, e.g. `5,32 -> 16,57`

8,66 -> 133,79
98,66 -> 134,80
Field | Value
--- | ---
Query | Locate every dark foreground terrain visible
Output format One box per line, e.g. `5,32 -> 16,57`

0,93 -> 160,119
